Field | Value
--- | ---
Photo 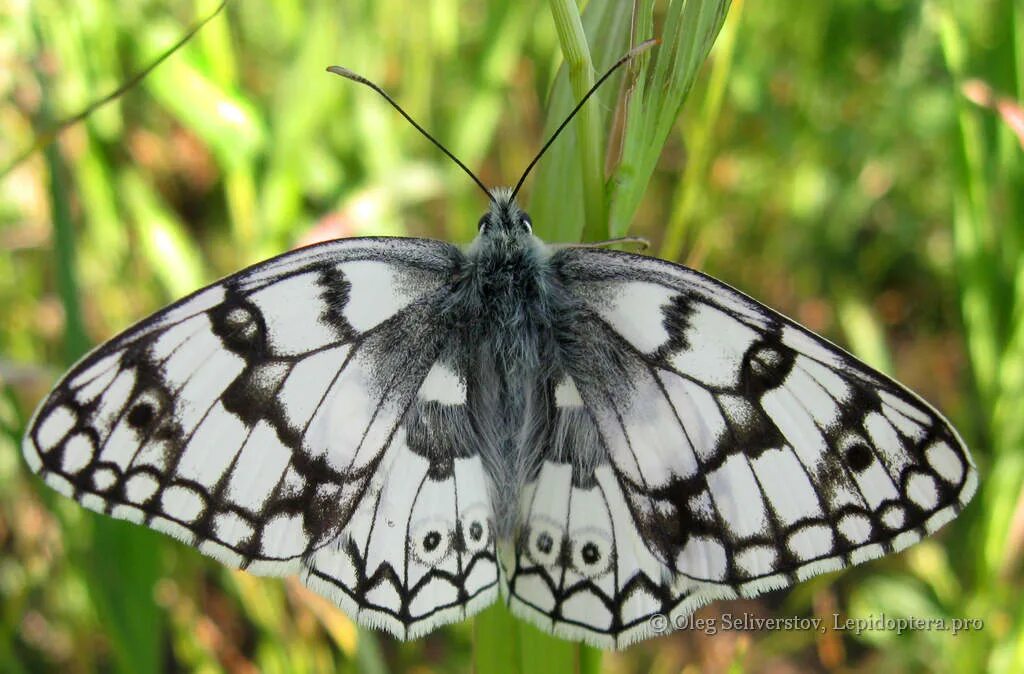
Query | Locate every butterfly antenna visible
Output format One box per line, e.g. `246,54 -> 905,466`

327,66 -> 493,202
511,39 -> 658,201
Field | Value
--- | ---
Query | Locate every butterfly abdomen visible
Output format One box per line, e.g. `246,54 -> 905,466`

438,237 -> 575,536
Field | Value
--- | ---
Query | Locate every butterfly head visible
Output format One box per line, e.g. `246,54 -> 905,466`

477,188 -> 533,243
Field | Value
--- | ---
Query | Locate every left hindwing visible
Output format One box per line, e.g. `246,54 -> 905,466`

504,247 -> 976,648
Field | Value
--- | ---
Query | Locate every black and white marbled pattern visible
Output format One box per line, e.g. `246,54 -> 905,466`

505,248 -> 974,647
24,193 -> 976,647
25,238 -> 497,639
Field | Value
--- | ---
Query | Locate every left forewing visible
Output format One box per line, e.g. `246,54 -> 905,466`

24,237 -> 498,639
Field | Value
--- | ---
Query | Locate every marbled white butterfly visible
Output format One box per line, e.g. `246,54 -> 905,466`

23,45 -> 976,648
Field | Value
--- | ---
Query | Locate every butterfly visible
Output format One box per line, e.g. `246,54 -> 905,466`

22,50 -> 977,649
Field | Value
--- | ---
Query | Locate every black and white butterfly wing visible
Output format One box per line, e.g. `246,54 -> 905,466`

504,247 -> 977,648
23,237 -> 499,639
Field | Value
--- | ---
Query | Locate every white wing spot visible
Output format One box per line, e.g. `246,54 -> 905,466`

225,421 -> 292,511
865,412 -> 902,456
279,344 -> 351,430
670,302 -> 759,388
878,390 -> 931,425
150,516 -> 196,544
150,315 -> 207,362
158,286 -> 226,327
161,485 -> 206,522
786,524 -> 834,560
796,556 -> 845,581
554,376 -> 583,407
340,261 -> 421,333
132,439 -> 174,473
881,504 -> 906,530
61,432 -> 95,474
676,535 -> 728,581
248,274 -> 341,355
562,591 -> 613,630
409,577 -> 460,618
92,468 -> 118,491
514,575 -> 556,613
363,582 -> 403,614
79,493 -> 106,513
882,403 -> 926,440
706,453 -> 769,539
592,281 -> 675,354
892,530 -> 922,552
76,362 -> 121,405
781,325 -> 845,369
37,406 -> 77,449
837,513 -> 872,545
783,365 -> 841,429
735,545 -> 778,576
215,512 -> 255,547
798,356 -> 852,403
850,542 -> 885,566
671,379 -> 726,463
226,307 -> 258,339
111,504 -> 145,524
750,447 -> 824,525
69,352 -> 121,389
177,402 -> 248,488
261,513 -> 308,558
906,473 -> 940,510
125,474 -> 160,504
418,361 -> 465,404
925,442 -> 964,485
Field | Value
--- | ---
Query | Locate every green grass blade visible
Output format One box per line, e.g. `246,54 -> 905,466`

120,171 -> 208,298
530,0 -> 633,243
518,620 -> 577,674
45,145 -> 89,364
548,0 -> 608,241
609,0 -> 732,237
659,0 -> 741,261
474,602 -> 520,674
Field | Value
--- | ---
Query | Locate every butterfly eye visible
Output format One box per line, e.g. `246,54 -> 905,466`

520,215 -> 532,233
569,529 -> 614,578
524,519 -> 563,567
477,215 -> 489,231
459,507 -> 492,553
409,519 -> 453,566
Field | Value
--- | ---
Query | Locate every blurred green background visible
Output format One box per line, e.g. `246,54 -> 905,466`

1,0 -> 1021,672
